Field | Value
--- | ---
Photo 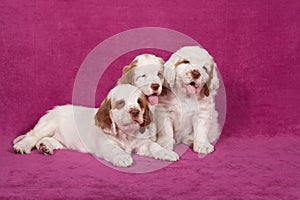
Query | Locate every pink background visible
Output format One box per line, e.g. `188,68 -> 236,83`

0,0 -> 299,199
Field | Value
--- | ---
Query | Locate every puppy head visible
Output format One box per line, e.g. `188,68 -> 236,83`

95,84 -> 152,135
118,54 -> 165,106
164,46 -> 219,97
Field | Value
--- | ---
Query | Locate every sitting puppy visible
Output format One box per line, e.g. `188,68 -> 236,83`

156,46 -> 220,154
13,84 -> 179,167
118,54 -> 165,139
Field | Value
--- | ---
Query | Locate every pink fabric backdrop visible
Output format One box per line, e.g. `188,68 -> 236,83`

0,0 -> 299,199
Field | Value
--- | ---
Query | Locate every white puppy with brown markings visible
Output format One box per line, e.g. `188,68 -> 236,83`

118,54 -> 165,106
13,84 -> 179,167
156,46 -> 220,154
118,54 -> 166,139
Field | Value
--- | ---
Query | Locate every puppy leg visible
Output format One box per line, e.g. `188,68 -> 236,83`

136,140 -> 179,162
95,140 -> 133,168
13,112 -> 57,154
156,117 -> 175,150
36,137 -> 65,155
207,109 -> 220,144
193,117 -> 214,154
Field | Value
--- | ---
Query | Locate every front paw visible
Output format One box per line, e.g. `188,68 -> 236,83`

193,141 -> 214,154
158,138 -> 175,151
13,140 -> 33,154
154,149 -> 179,162
112,154 -> 133,168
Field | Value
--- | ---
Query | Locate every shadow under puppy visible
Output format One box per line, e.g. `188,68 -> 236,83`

13,84 -> 179,167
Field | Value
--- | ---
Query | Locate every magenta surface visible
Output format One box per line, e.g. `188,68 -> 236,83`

0,0 -> 299,199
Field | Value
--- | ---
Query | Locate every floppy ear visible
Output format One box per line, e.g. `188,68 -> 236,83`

208,62 -> 219,91
118,60 -> 137,84
203,84 -> 210,97
164,54 -> 180,88
202,62 -> 219,97
138,96 -> 152,127
158,57 -> 165,65
95,97 -> 115,135
141,103 -> 152,127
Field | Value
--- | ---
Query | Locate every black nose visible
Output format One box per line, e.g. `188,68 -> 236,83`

129,108 -> 139,118
151,83 -> 160,91
191,70 -> 200,79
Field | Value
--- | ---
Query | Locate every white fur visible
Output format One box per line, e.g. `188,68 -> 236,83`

128,54 -> 164,96
118,54 -> 165,140
156,46 -> 220,154
13,84 -> 179,167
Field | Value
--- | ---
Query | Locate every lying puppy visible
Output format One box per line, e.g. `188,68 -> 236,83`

156,46 -> 220,154
13,84 -> 179,167
118,53 -> 165,139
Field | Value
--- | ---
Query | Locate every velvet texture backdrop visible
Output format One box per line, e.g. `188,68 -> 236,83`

0,0 -> 299,199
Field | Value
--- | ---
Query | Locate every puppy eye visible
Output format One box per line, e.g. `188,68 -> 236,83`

116,100 -> 125,109
137,74 -> 146,80
157,72 -> 163,78
203,66 -> 208,73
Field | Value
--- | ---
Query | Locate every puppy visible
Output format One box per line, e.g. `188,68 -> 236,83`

118,54 -> 165,105
118,54 -> 165,139
156,46 -> 220,154
13,84 -> 179,167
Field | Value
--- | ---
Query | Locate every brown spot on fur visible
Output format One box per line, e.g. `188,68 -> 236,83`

137,97 -> 145,109
161,85 -> 168,96
118,60 -> 138,84
204,61 -> 215,97
39,143 -> 52,155
159,58 -> 165,65
174,60 -> 189,68
95,98 -> 112,132
203,84 -> 210,97
201,60 -> 216,97
123,60 -> 138,74
139,95 -> 152,127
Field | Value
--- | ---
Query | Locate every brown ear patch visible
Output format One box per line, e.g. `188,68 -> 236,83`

137,97 -> 146,109
203,84 -> 210,97
118,60 -> 137,84
159,57 -> 165,65
123,60 -> 137,74
203,62 -> 215,96
95,98 -> 112,131
141,103 -> 152,127
201,59 -> 217,97
174,60 -> 189,68
138,95 -> 152,127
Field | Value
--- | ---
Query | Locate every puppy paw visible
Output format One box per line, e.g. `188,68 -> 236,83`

158,138 -> 175,151
37,143 -> 54,155
13,140 -> 33,154
154,149 -> 179,162
164,143 -> 174,151
112,154 -> 133,168
193,141 -> 214,154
